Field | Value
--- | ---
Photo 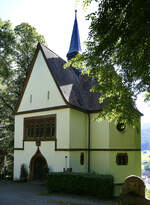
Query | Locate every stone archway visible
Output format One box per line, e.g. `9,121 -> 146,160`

29,148 -> 48,180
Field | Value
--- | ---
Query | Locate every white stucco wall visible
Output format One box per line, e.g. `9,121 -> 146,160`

18,50 -> 65,112
14,117 -> 24,148
14,141 -> 69,180
14,142 -> 37,180
14,108 -> 141,188
14,109 -> 70,149
14,109 -> 70,179
69,151 -> 88,173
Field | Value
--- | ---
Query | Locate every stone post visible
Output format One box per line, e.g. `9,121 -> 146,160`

117,175 -> 150,205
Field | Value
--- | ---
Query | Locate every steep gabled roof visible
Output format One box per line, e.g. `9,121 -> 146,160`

15,43 -> 102,114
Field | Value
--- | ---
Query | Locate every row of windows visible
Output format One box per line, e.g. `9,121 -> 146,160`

24,116 -> 128,165
24,117 -> 55,139
29,91 -> 50,103
80,153 -> 128,166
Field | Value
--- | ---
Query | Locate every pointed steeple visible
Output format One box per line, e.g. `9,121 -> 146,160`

67,10 -> 81,60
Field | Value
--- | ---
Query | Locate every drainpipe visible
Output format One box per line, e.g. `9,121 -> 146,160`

88,113 -> 91,173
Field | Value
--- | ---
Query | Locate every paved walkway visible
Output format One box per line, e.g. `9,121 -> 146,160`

0,181 -> 117,205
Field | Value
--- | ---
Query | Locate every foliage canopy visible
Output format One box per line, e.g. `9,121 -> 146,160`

0,20 -> 46,176
68,0 -> 150,125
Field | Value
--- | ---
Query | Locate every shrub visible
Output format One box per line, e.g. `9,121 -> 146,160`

46,172 -> 113,198
20,164 -> 28,182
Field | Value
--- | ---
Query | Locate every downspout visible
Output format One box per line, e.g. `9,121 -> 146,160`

88,113 -> 91,173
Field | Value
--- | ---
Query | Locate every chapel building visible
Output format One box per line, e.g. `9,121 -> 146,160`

13,11 -> 141,195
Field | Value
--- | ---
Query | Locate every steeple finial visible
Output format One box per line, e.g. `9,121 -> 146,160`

67,10 -> 81,60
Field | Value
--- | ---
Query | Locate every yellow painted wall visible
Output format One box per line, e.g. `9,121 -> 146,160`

108,119 -> 141,195
109,119 -> 141,149
90,113 -> 109,148
109,151 -> 141,184
69,109 -> 88,172
89,113 -> 141,190
90,152 -> 110,174
69,109 -> 88,148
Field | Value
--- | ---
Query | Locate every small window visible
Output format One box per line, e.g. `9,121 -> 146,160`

116,153 -> 128,165
26,127 -> 30,138
46,124 -> 50,138
30,94 -> 32,103
117,123 -> 126,132
36,125 -> 39,137
47,91 -> 50,100
80,152 -> 84,165
39,124 -> 44,137
31,125 -> 34,137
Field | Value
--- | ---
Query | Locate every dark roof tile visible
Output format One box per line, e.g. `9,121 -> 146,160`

40,43 -> 102,111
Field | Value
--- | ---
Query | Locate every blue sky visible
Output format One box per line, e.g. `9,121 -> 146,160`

0,0 -> 150,129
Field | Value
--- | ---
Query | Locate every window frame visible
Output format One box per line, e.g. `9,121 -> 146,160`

24,114 -> 56,141
116,123 -> 126,132
116,153 -> 128,165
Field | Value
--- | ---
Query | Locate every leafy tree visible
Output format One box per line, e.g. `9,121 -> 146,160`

68,0 -> 150,125
0,20 -> 46,177
0,19 -> 15,79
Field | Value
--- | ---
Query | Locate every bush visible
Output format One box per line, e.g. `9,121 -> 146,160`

46,172 -> 113,198
20,164 -> 28,182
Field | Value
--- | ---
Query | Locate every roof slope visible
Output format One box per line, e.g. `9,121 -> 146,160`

15,43 -> 102,114
40,44 -> 102,111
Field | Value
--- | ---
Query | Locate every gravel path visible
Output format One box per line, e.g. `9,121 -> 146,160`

0,181 -> 117,205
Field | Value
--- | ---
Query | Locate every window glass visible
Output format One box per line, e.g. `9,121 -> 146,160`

24,116 -> 56,140
80,152 -> 84,165
116,153 -> 128,165
116,123 -> 126,132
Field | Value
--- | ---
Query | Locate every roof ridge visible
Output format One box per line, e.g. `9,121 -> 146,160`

38,42 -> 66,63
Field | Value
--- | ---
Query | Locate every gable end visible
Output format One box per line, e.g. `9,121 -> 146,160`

14,43 -> 68,115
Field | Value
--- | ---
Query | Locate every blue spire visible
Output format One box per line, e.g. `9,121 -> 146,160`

67,10 -> 81,60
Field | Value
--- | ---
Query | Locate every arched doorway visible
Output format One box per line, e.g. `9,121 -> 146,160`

29,148 -> 48,180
